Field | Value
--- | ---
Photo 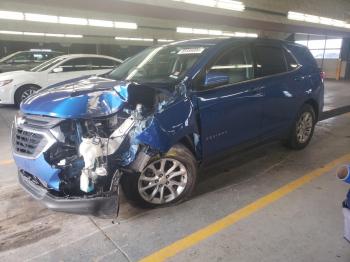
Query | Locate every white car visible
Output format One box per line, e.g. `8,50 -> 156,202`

0,54 -> 122,106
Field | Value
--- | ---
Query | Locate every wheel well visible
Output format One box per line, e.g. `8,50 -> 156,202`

304,99 -> 319,120
178,135 -> 198,159
14,84 -> 41,99
15,84 -> 41,95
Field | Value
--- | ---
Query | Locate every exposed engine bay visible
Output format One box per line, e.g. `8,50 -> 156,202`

49,103 -> 151,196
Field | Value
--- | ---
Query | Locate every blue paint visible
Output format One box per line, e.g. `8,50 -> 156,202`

15,37 -> 324,193
13,154 -> 61,191
21,77 -> 128,119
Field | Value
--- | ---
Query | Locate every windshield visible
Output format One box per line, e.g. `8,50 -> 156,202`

30,56 -> 67,72
107,45 -> 208,85
0,52 -> 21,63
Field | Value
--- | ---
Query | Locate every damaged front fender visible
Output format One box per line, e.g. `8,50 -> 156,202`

136,98 -> 200,154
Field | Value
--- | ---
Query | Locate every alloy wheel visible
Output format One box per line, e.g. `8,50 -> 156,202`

21,88 -> 36,102
296,112 -> 313,144
138,158 -> 188,205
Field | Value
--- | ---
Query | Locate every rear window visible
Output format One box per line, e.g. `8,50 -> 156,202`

286,43 -> 318,70
255,45 -> 287,77
284,49 -> 300,71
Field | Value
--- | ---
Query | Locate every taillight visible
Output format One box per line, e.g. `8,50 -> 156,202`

320,71 -> 325,81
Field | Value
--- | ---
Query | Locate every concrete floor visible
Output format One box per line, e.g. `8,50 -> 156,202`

324,80 -> 350,111
0,80 -> 349,262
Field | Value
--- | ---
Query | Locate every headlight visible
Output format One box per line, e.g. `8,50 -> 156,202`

0,79 -> 13,87
14,111 -> 25,127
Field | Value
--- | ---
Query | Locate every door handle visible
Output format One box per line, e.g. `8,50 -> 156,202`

250,86 -> 264,93
294,76 -> 305,82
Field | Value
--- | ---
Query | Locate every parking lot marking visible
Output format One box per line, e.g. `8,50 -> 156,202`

139,153 -> 350,262
0,159 -> 14,165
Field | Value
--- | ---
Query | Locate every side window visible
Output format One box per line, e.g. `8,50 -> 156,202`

33,52 -> 45,62
255,45 -> 287,77
91,58 -> 118,70
209,47 -> 254,85
11,53 -> 32,63
284,49 -> 299,71
60,58 -> 92,72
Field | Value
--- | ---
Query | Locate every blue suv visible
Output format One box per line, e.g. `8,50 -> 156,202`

12,38 -> 324,216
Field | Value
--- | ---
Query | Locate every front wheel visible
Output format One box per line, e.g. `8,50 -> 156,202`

14,85 -> 39,107
285,104 -> 316,150
121,144 -> 197,208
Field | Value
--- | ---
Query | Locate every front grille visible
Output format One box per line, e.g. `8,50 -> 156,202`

13,128 -> 44,156
12,114 -> 58,158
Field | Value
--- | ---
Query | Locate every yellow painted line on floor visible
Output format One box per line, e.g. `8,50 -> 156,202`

0,159 -> 14,165
140,153 -> 350,262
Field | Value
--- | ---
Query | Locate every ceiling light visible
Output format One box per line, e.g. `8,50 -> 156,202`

114,21 -> 138,29
332,19 -> 346,27
25,13 -> 58,23
288,11 -> 350,30
23,32 -> 45,36
0,11 -> 24,20
59,16 -> 88,25
176,27 -> 258,38
65,34 -> 83,38
176,27 -> 193,33
172,0 -> 245,11
304,14 -> 319,23
287,11 -> 305,21
0,30 -> 23,35
158,39 -> 174,42
0,29 -> 83,38
208,30 -> 223,35
319,17 -> 333,25
45,33 -> 65,37
88,19 -> 114,27
193,28 -> 209,34
115,37 -> 153,42
217,0 -> 245,11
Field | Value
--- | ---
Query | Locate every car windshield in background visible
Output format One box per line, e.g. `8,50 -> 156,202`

0,52 -> 18,63
107,45 -> 208,84
30,56 -> 67,72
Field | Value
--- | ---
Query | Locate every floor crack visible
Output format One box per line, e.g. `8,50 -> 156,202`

89,217 -> 132,262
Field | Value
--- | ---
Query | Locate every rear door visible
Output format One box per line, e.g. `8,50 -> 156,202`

253,43 -> 301,138
195,45 -> 264,158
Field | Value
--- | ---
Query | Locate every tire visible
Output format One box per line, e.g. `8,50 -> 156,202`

121,144 -> 197,208
285,104 -> 316,150
14,85 -> 39,107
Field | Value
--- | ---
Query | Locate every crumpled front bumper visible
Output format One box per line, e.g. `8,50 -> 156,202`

18,170 -> 119,217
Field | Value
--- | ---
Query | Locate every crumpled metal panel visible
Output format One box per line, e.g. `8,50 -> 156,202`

21,77 -> 128,119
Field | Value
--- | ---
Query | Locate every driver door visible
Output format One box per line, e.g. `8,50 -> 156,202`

195,45 -> 264,158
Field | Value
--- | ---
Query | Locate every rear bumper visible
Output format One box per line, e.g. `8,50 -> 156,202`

18,170 -> 119,217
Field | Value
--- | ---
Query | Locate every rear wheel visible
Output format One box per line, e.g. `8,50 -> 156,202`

121,144 -> 197,208
14,85 -> 39,107
285,104 -> 316,150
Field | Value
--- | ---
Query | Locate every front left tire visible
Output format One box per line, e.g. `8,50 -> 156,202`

121,144 -> 197,208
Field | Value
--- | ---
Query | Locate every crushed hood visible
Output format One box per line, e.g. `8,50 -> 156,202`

21,76 -> 130,119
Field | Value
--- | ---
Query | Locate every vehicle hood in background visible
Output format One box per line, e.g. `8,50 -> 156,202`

0,70 -> 27,80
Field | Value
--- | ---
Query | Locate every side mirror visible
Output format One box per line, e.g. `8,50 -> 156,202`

204,71 -> 229,88
5,59 -> 14,64
52,67 -> 63,73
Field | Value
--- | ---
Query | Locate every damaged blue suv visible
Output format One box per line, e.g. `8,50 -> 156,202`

12,38 -> 324,216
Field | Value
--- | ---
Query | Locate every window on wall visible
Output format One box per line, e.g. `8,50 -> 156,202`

295,36 -> 343,60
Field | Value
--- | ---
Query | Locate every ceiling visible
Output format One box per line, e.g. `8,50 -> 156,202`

0,0 -> 349,46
